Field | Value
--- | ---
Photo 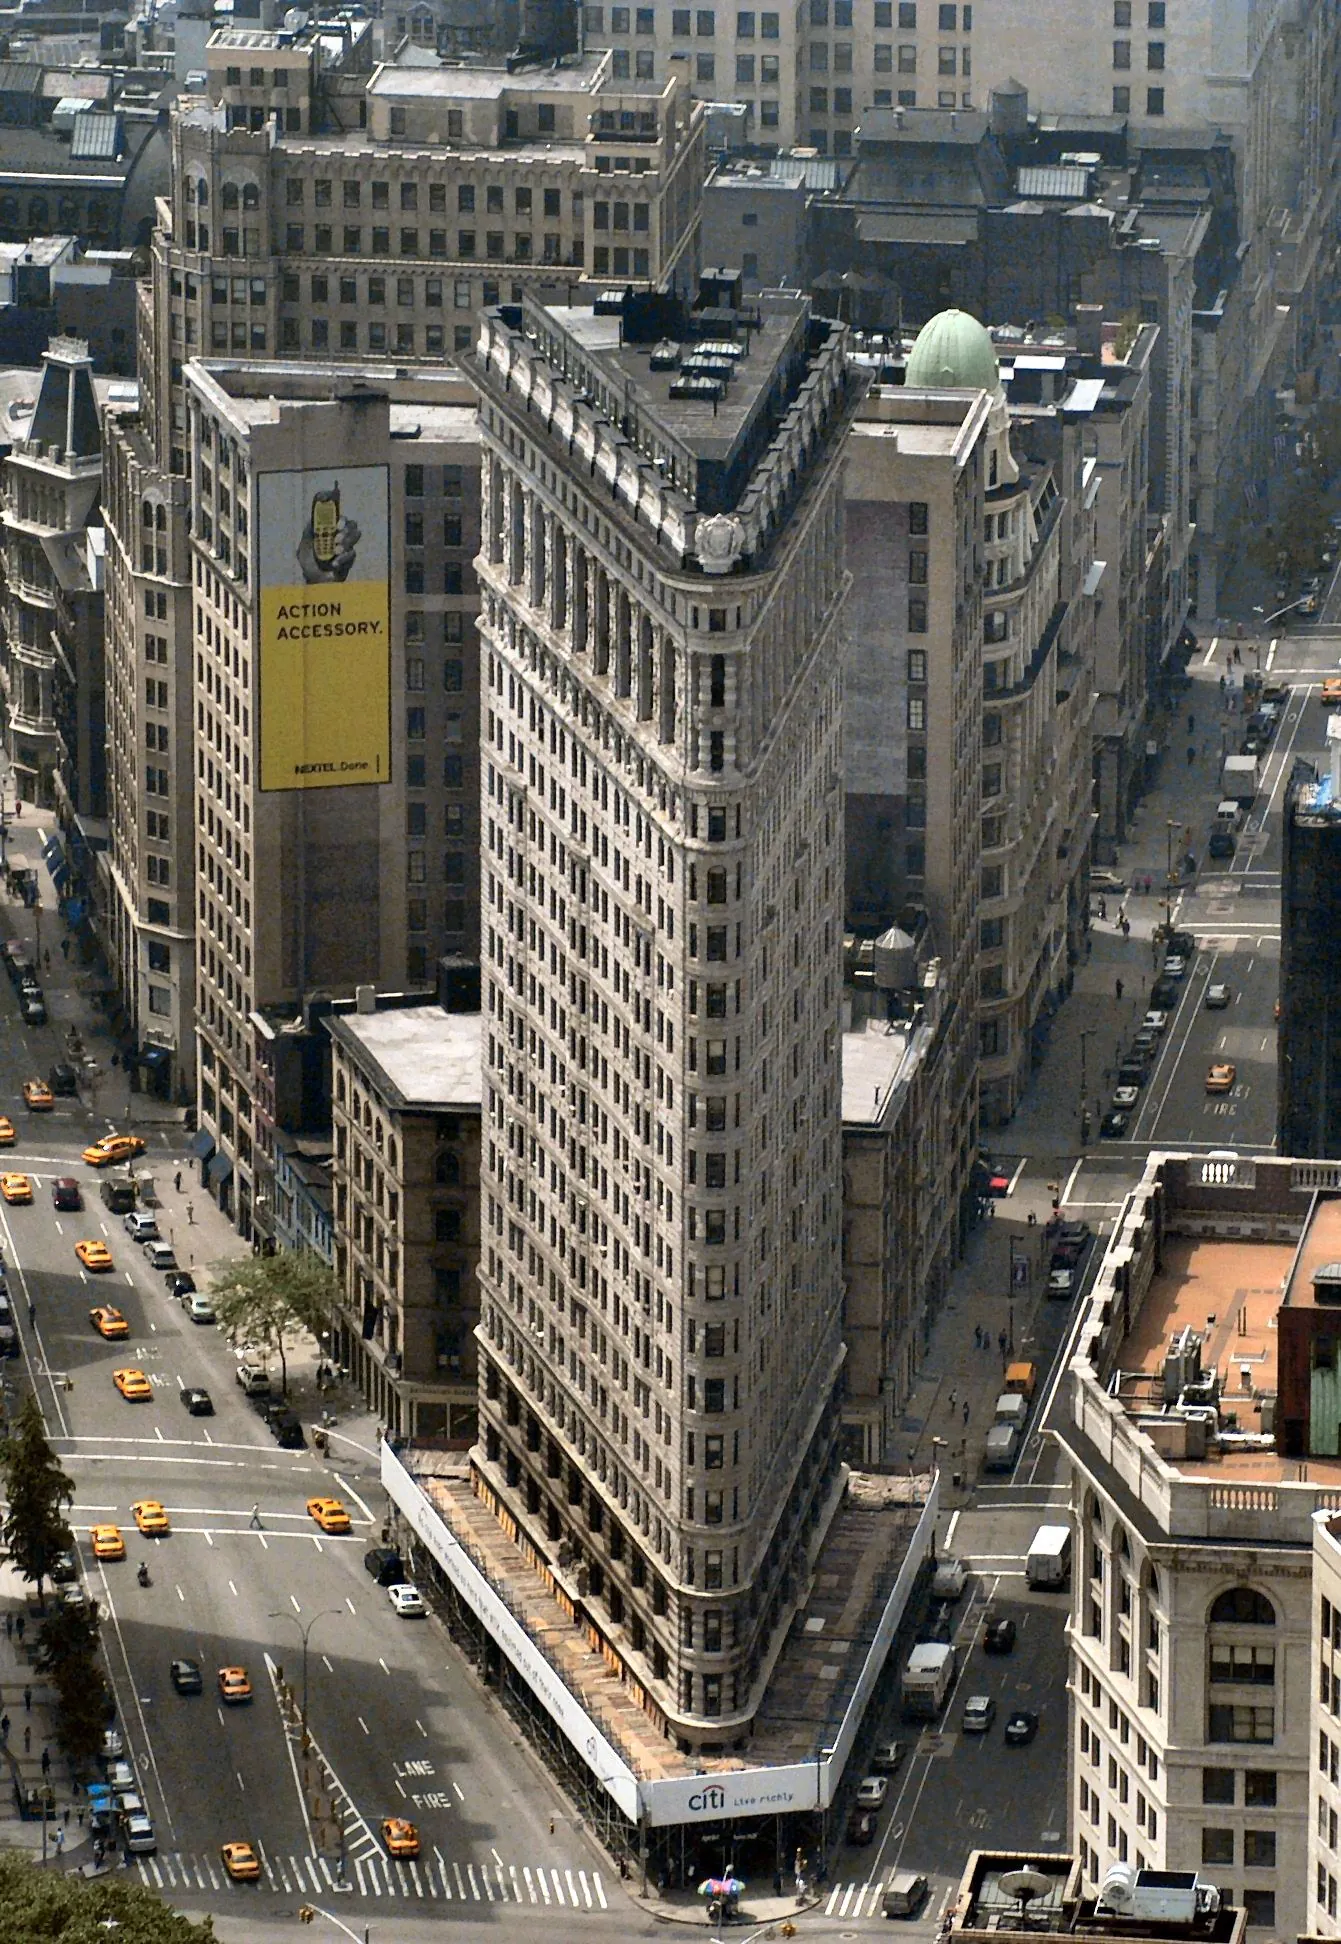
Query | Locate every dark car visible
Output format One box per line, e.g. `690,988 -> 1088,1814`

179,1387 -> 213,1416
1100,1110 -> 1130,1139
1208,830 -> 1236,859
51,1177 -> 81,1212
983,1616 -> 1017,1654
170,1658 -> 203,1695
846,1810 -> 878,1847
364,1547 -> 406,1586
269,1410 -> 304,1450
1004,1709 -> 1039,1746
48,1550 -> 78,1585
1117,1059 -> 1149,1089
1150,978 -> 1180,1008
166,1272 -> 197,1298
19,995 -> 46,1026
48,1062 -> 78,1096
916,1608 -> 954,1646
1049,1226 -> 1091,1269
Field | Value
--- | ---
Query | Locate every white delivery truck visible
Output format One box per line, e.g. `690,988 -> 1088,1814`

1025,1523 -> 1072,1589
900,1641 -> 956,1718
983,1422 -> 1020,1471
1220,753 -> 1260,805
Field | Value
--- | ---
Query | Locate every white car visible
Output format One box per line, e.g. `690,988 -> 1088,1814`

1141,1010 -> 1168,1034
855,1775 -> 889,1809
1112,1085 -> 1140,1110
1205,983 -> 1231,1010
1047,1267 -> 1076,1298
962,1694 -> 995,1733
1162,956 -> 1187,979
186,1293 -> 216,1324
931,1557 -> 967,1602
123,1812 -> 157,1854
388,1583 -> 426,1617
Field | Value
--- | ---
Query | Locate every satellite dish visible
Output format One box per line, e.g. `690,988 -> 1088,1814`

1000,1869 -> 1054,1902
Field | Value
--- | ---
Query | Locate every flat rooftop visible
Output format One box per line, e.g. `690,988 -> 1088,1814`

327,1005 -> 481,1113
842,1015 -> 916,1127
409,1455 -> 923,1781
560,300 -> 809,468
369,54 -> 608,98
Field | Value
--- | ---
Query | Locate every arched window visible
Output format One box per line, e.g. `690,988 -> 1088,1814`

57,196 -> 78,228
242,182 -> 260,210
28,198 -> 48,230
222,182 -> 239,211
196,178 -> 209,208
435,1150 -> 460,1187
0,197 -> 18,228
335,1074 -> 346,1105
1210,1587 -> 1275,1626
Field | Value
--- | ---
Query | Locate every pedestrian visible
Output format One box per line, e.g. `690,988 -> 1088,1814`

948,1389 -> 957,1412
961,1399 -> 970,1427
62,1805 -> 69,1827
23,1724 -> 30,1754
1187,744 -> 1196,766
17,1614 -> 26,1642
998,1328 -> 1008,1357
40,1746 -> 49,1776
1115,977 -> 1124,1001
1,1714 -> 10,1743
59,937 -> 68,959
26,1302 -> 33,1329
973,1323 -> 983,1350
1219,673 -> 1226,694
1099,896 -> 1108,921
1188,712 -> 1195,734
54,1826 -> 62,1854
249,1503 -> 262,1530
1121,916 -> 1131,939
186,1201 -> 195,1225
174,1169 -> 182,1193
23,1684 -> 31,1712
5,1613 -> 12,1641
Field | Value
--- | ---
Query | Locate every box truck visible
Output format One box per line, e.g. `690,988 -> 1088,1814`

1026,1523 -> 1072,1589
900,1642 -> 955,1718
1220,753 -> 1260,804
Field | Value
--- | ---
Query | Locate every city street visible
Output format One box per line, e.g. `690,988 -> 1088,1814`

0,840 -> 617,1926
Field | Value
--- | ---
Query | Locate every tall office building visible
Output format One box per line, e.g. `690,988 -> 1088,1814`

100,22 -> 705,1113
1278,737 -> 1341,1159
471,279 -> 854,1745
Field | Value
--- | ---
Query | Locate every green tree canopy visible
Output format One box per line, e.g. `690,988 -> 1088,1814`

208,1249 -> 340,1396
0,1849 -> 215,1942
1,1392 -> 74,1602
48,1649 -> 110,1768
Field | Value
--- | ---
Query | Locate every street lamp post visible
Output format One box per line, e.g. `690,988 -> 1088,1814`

269,1609 -> 342,1756
1164,818 -> 1176,941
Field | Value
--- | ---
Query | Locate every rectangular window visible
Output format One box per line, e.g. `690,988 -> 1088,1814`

907,697 -> 925,731
1243,1831 -> 1276,1869
908,596 -> 927,632
1113,37 -> 1131,64
907,649 -> 926,681
1146,85 -> 1164,113
1147,38 -> 1164,66
1208,1705 -> 1274,1743
908,548 -> 928,584
1113,85 -> 1131,111
1244,1771 -> 1277,1808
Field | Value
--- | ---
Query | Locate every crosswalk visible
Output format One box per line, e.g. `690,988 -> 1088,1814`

825,1877 -> 914,1920
134,1847 -> 610,1907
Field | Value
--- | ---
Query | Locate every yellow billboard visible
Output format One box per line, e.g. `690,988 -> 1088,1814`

257,464 -> 391,791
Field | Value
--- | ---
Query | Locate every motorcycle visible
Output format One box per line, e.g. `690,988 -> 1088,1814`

137,1562 -> 150,1588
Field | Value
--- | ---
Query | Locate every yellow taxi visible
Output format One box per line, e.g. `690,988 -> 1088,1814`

306,1496 -> 351,1535
0,1117 -> 16,1147
89,1305 -> 129,1340
1206,1061 -> 1238,1095
381,1817 -> 420,1860
81,1133 -> 146,1168
220,1841 -> 261,1881
218,1666 -> 252,1705
0,1173 -> 32,1204
21,1080 -> 52,1111
90,1524 -> 125,1561
113,1367 -> 152,1402
76,1240 -> 114,1272
131,1500 -> 169,1536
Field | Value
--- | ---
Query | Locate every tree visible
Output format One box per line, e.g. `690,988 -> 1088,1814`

48,1651 -> 110,1768
0,1849 -> 215,1942
208,1250 -> 340,1397
0,1393 -> 74,1604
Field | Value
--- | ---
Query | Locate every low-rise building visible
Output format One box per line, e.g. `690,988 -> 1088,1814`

326,993 -> 481,1442
948,1847 -> 1243,1944
841,927 -> 968,1462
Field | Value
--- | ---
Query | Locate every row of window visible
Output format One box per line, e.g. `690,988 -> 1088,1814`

1112,38 -> 1167,66
585,1 -> 963,28
282,226 -> 570,261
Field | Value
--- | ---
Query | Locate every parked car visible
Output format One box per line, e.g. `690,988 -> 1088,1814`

1100,1110 -> 1130,1139
983,1615 -> 1017,1654
855,1775 -> 889,1810
846,1809 -> 878,1847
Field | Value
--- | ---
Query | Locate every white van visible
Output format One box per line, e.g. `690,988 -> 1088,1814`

993,1392 -> 1028,1430
983,1422 -> 1020,1471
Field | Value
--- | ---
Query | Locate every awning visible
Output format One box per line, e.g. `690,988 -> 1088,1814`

137,1045 -> 171,1068
41,835 -> 69,891
187,1129 -> 215,1162
205,1152 -> 233,1190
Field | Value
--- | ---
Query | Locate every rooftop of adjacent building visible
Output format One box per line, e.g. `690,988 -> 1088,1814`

1076,1154 -> 1341,1495
326,1002 -> 481,1114
841,926 -> 945,1129
849,380 -> 990,459
1290,745 -> 1341,822
185,358 -> 479,444
951,1849 -> 1244,1944
366,50 -> 609,99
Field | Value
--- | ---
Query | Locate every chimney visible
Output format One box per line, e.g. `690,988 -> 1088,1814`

1075,303 -> 1104,357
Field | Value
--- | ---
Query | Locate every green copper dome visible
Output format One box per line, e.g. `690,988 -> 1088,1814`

905,308 -> 999,392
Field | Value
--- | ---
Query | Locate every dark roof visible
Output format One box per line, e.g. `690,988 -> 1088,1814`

0,62 -> 42,95
0,125 -> 131,181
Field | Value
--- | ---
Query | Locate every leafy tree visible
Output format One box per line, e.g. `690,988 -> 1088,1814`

208,1249 -> 340,1397
0,1393 -> 74,1603
49,1650 -> 110,1768
0,1849 -> 215,1942
32,1596 -> 100,1681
